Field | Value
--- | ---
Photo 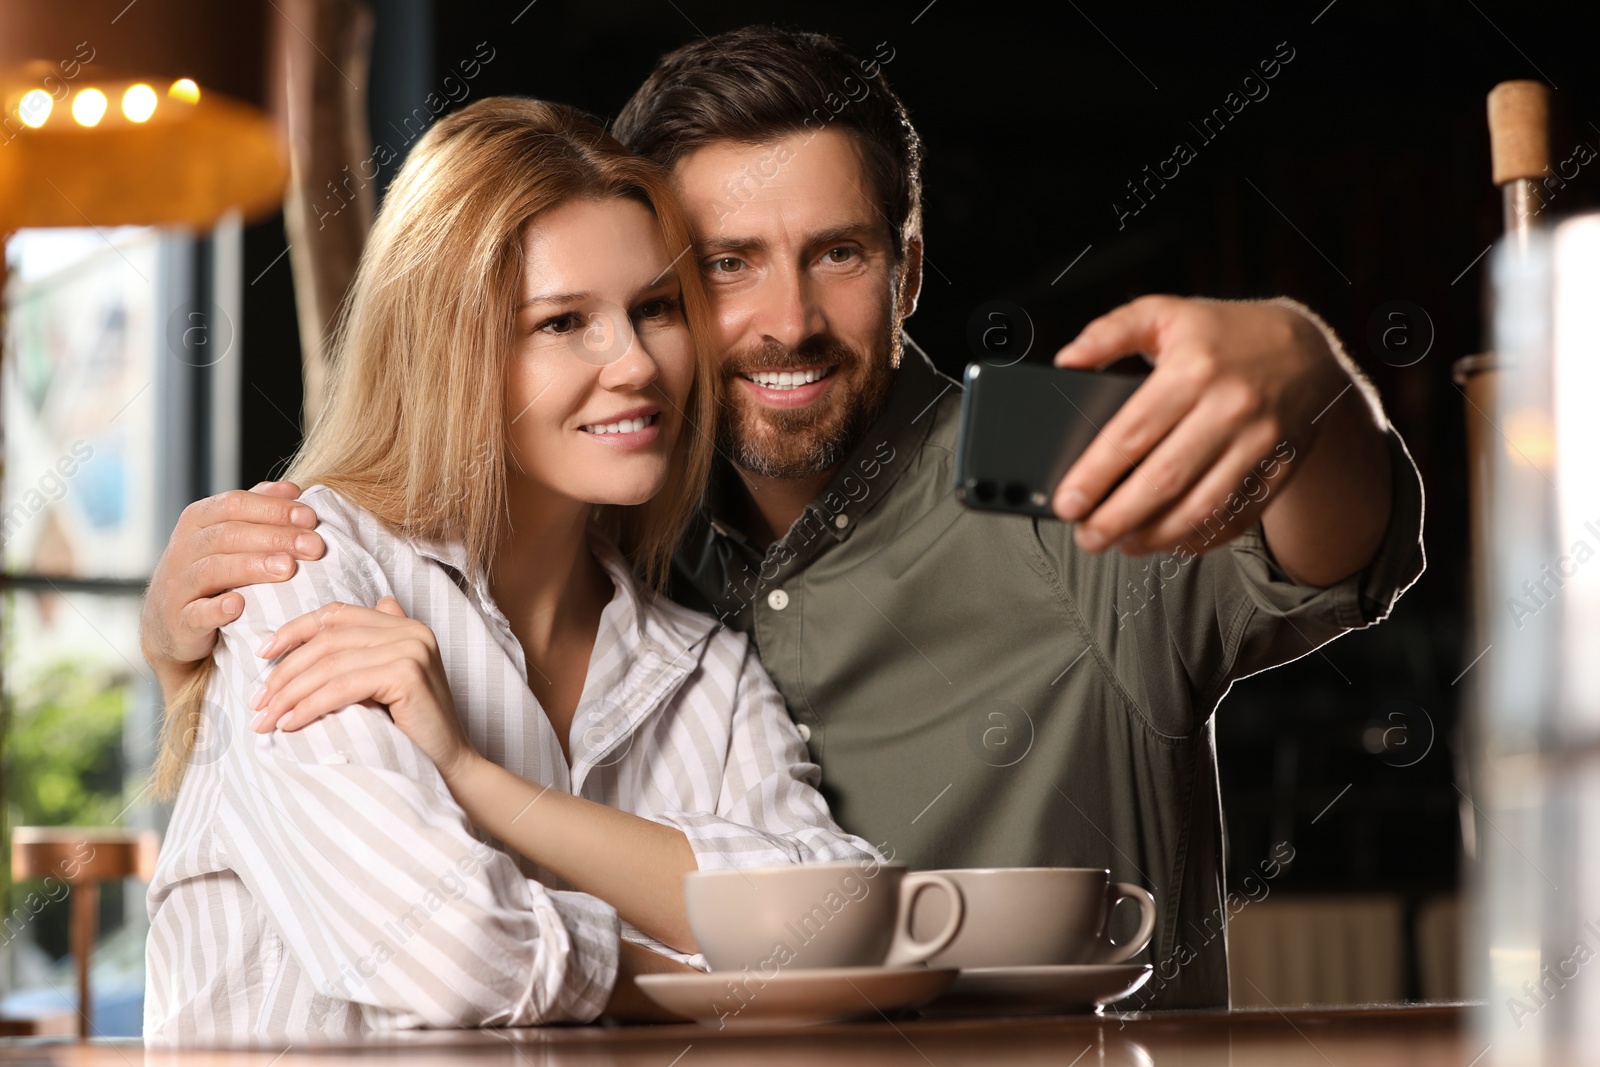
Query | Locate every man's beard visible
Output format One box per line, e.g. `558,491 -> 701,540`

717,332 -> 898,481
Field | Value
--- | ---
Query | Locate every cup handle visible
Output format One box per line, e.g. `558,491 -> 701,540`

885,873 -> 965,967
1099,882 -> 1157,964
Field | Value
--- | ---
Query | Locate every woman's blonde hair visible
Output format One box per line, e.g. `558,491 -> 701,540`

153,98 -> 717,798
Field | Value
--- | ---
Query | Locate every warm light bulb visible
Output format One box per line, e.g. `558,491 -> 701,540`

167,78 -> 200,104
122,84 -> 157,122
18,89 -> 51,128
71,88 -> 107,126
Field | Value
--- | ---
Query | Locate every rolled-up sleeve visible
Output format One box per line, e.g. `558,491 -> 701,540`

208,529 -> 620,1029
1199,422 -> 1426,703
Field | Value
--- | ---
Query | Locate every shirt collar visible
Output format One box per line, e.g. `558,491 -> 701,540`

407,523 -> 715,660
405,526 -> 470,575
398,517 -> 719,794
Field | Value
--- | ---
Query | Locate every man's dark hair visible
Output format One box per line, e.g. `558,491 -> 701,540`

613,26 -> 923,258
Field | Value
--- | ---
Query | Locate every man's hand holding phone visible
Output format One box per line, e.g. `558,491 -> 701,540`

1047,295 -> 1389,586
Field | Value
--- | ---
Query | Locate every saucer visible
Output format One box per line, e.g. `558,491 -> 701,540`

922,963 -> 1153,1017
636,965 -> 958,1028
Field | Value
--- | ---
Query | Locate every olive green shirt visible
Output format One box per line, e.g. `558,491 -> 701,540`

670,337 -> 1426,1009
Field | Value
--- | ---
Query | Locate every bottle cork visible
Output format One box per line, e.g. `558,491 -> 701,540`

1488,80 -> 1550,185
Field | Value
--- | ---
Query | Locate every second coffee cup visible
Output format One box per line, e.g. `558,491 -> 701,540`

910,867 -> 1157,969
685,860 -> 965,971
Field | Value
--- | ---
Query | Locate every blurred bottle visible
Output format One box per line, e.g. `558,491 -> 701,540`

1479,202 -> 1600,1064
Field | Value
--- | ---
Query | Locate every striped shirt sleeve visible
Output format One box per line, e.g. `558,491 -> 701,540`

652,631 -> 883,873
210,526 -> 620,1029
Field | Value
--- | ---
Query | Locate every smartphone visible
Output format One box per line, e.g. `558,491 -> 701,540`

955,361 -> 1148,517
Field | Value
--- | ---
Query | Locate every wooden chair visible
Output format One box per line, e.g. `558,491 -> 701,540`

7,827 -> 159,1039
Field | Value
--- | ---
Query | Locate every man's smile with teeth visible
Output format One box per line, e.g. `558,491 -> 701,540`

580,413 -> 658,435
741,367 -> 833,390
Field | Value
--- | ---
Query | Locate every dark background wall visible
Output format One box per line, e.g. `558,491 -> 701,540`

237,0 -> 1600,993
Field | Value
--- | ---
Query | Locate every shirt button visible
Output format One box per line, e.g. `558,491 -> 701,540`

834,513 -> 850,530
797,723 -> 812,742
767,588 -> 790,610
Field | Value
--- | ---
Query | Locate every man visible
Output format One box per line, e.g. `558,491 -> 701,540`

140,27 -> 1423,1010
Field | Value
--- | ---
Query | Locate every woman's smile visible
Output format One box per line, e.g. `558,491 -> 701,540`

578,408 -> 663,447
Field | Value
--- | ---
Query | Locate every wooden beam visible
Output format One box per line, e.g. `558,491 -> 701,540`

280,0 -> 375,427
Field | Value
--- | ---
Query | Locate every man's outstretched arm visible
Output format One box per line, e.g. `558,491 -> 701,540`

1052,295 -> 1392,589
141,481 -> 324,700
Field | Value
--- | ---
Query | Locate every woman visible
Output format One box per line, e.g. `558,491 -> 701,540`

144,97 -> 877,1045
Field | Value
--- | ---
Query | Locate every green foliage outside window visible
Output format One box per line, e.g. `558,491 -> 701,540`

6,659 -> 129,830
2,655 -> 130,963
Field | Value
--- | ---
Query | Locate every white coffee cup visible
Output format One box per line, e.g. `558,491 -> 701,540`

911,867 -> 1157,969
685,860 -> 965,971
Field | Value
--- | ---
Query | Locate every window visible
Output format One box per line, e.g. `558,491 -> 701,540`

1,221 -> 239,1036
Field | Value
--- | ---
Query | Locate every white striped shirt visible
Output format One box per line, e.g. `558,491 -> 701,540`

144,485 -> 879,1046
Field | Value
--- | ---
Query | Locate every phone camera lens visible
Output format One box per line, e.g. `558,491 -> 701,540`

967,479 -> 997,503
1003,482 -> 1029,507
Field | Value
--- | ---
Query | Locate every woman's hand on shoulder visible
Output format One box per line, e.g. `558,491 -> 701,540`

250,597 -> 477,781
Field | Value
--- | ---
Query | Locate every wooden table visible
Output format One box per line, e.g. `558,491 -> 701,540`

0,1003 -> 1493,1066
